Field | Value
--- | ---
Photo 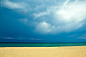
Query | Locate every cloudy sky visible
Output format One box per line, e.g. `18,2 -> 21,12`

0,0 -> 86,42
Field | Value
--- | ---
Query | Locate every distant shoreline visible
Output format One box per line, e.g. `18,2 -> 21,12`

0,42 -> 86,43
0,42 -> 86,47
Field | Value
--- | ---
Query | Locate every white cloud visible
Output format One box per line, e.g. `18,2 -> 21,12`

77,36 -> 86,39
18,18 -> 38,27
1,0 -> 31,12
0,37 -> 14,39
77,34 -> 86,39
33,11 -> 49,19
35,21 -> 55,34
0,36 -> 43,40
35,0 -> 86,34
6,37 -> 13,39
56,0 -> 86,23
30,38 -> 43,40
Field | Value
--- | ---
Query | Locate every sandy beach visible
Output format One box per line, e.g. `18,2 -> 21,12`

0,46 -> 86,57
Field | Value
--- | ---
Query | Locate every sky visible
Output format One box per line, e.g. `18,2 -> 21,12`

0,0 -> 86,42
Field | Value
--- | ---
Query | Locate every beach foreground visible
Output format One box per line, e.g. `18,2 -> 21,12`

0,46 -> 86,57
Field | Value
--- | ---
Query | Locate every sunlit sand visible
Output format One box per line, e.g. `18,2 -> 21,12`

0,46 -> 86,57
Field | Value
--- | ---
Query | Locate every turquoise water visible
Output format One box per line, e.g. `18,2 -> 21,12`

0,42 -> 86,47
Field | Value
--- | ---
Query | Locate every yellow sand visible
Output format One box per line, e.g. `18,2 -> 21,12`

0,46 -> 86,57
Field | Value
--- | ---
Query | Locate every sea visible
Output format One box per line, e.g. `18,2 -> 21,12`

0,42 -> 86,47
